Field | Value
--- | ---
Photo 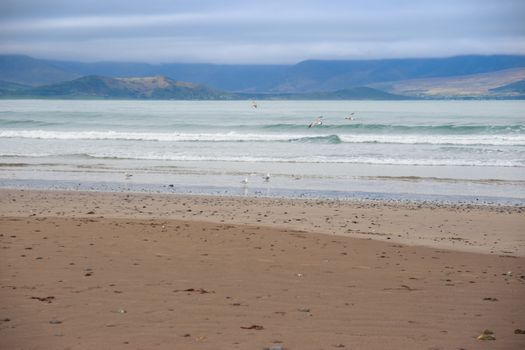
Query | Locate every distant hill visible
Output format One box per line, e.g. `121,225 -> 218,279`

0,80 -> 30,96
490,79 -> 525,96
46,59 -> 289,93
1,54 -> 525,98
273,55 -> 525,93
0,75 -> 409,100
0,55 -> 79,86
45,55 -> 525,93
242,87 -> 409,100
305,87 -> 409,100
1,54 -> 525,95
14,75 -> 235,100
371,68 -> 525,99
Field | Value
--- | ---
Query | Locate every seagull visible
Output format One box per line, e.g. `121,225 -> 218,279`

345,112 -> 356,121
263,173 -> 270,182
124,173 -> 133,179
241,177 -> 249,185
252,101 -> 258,108
308,116 -> 323,128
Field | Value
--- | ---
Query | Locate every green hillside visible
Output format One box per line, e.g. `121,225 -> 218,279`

1,75 -> 409,100
18,75 -> 234,100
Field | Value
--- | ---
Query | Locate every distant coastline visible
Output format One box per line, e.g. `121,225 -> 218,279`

1,54 -> 525,100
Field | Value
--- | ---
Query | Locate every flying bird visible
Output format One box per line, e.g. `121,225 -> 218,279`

345,112 -> 356,121
308,116 -> 323,128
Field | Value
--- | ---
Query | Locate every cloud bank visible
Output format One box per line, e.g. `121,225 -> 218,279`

1,0 -> 524,63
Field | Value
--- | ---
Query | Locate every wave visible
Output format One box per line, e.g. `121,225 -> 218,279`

0,118 -> 61,127
262,123 -> 525,134
1,115 -> 524,134
1,152 -> 523,167
0,130 -> 337,143
1,129 -> 524,146
338,134 -> 525,146
291,134 -> 342,144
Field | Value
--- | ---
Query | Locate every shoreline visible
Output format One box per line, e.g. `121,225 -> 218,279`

1,188 -> 523,256
1,177 -> 525,206
1,190 -> 524,348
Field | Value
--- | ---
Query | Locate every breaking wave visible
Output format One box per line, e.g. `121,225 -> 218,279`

1,130 -> 524,146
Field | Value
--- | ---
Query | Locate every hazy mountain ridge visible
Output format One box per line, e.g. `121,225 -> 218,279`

240,87 -> 409,100
370,68 -> 525,99
1,54 -> 525,98
42,59 -> 289,93
0,55 -> 80,86
0,75 -> 408,100
46,55 -> 525,94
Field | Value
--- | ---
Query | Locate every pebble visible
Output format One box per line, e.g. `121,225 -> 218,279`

477,329 -> 496,341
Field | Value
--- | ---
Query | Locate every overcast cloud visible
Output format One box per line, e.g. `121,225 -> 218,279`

0,0 -> 524,63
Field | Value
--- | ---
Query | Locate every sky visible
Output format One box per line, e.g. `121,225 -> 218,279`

0,0 -> 524,64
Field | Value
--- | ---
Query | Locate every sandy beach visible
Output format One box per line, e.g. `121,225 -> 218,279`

1,189 -> 524,349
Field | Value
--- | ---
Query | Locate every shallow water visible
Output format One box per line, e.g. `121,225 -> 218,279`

0,99 -> 524,203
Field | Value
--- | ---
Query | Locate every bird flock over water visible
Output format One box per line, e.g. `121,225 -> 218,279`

124,103 -> 357,187
252,101 -> 356,128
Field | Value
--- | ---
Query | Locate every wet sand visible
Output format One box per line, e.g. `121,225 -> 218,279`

1,189 -> 524,349
1,189 -> 524,256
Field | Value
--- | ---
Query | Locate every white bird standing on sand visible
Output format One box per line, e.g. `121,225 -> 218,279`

308,116 -> 323,128
263,173 -> 270,182
241,177 -> 249,185
252,101 -> 258,108
125,173 -> 133,179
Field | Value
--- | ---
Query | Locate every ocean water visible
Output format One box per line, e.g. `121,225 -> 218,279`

0,99 -> 524,204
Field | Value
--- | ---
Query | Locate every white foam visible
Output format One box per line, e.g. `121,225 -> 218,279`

1,151 -> 521,167
1,129 -> 525,146
0,130 -> 297,142
338,134 -> 525,146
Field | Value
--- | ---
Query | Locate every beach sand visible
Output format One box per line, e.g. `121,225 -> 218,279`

1,189 -> 524,349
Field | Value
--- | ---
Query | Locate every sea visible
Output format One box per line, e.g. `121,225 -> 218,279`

0,99 -> 524,204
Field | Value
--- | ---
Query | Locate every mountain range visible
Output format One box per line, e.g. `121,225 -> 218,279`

0,75 -> 408,100
0,54 -> 524,99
